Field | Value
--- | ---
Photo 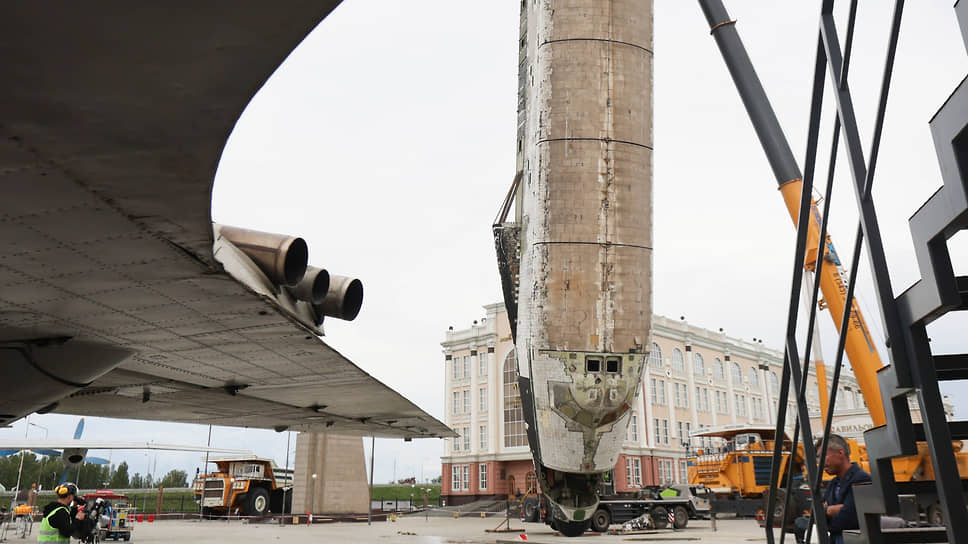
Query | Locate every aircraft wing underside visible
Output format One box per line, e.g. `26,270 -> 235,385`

0,2 -> 454,439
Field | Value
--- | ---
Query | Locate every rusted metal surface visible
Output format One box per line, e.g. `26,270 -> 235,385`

508,0 -> 654,526
516,0 -> 654,470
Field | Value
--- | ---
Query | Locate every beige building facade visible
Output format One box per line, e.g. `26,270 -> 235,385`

439,303 -> 928,505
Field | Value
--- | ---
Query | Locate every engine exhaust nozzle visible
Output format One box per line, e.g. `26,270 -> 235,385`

317,275 -> 364,321
218,225 -> 308,287
288,266 -> 330,304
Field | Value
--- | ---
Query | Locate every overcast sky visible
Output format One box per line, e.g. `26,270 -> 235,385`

3,1 -> 967,488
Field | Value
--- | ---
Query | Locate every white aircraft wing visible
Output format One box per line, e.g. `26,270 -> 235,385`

0,2 -> 454,440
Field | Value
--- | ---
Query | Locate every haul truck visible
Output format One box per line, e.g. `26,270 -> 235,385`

193,456 -> 293,517
696,0 -> 968,527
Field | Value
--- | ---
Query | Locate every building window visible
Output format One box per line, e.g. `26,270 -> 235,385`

479,464 -> 488,490
734,393 -> 747,417
625,457 -> 634,487
503,351 -> 527,447
696,387 -> 710,412
749,367 -> 760,389
715,391 -> 729,414
453,391 -> 460,415
671,348 -> 685,372
649,343 -> 663,368
632,458 -> 642,487
674,383 -> 689,408
479,353 -> 487,380
654,418 -> 661,445
463,427 -> 471,451
662,419 -> 669,445
480,387 -> 487,412
453,436 -> 460,452
463,356 -> 471,379
731,362 -> 742,384
480,425 -> 487,451
678,421 -> 692,448
714,358 -> 725,381
462,465 -> 470,491
659,459 -> 676,484
463,390 -> 470,414
693,353 -> 705,376
627,413 -> 639,442
770,371 -> 779,393
452,465 -> 461,491
679,461 -> 688,484
650,379 -> 667,405
453,358 -> 460,379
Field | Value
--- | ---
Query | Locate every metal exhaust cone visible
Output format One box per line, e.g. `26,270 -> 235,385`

288,266 -> 330,304
219,225 -> 308,286
317,275 -> 363,321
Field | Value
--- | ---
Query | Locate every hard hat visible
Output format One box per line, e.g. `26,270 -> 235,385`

55,483 -> 78,498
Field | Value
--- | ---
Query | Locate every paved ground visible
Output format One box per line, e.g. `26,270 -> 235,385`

0,516 -> 782,543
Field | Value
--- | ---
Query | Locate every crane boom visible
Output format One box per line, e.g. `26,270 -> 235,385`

698,0 -> 886,427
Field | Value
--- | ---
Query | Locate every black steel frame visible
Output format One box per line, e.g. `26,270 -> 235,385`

768,2 -> 968,543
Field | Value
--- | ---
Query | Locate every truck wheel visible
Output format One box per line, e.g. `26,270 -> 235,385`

673,506 -> 688,529
555,519 -> 589,537
651,506 -> 669,529
245,488 -> 269,517
590,508 -> 611,532
765,488 -> 795,527
522,498 -> 538,522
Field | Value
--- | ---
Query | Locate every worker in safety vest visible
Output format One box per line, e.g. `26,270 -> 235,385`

38,483 -> 86,542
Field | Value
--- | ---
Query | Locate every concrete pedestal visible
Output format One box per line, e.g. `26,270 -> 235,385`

291,433 -> 369,514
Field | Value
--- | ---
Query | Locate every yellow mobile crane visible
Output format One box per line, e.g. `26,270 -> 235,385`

693,0 -> 968,525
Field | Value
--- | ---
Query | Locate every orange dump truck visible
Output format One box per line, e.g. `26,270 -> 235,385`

192,456 -> 292,517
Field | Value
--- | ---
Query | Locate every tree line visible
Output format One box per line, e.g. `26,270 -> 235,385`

0,453 -> 191,491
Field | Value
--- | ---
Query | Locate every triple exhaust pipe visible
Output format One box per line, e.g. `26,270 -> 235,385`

217,225 -> 363,322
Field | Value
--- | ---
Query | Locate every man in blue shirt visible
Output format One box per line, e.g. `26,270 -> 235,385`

821,434 -> 870,544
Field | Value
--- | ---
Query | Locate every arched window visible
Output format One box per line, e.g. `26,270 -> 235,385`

693,353 -> 705,376
769,371 -> 779,394
503,351 -> 527,447
749,367 -> 760,388
649,343 -> 663,368
713,358 -> 725,381
671,349 -> 685,372
731,362 -> 742,384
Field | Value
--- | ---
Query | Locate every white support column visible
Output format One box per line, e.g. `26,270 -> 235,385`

487,348 -> 497,456
685,345 -> 698,427
762,365 -> 775,425
725,356 -> 737,425
643,367 -> 655,449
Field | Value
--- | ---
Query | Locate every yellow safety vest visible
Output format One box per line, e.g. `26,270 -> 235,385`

38,506 -> 70,543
